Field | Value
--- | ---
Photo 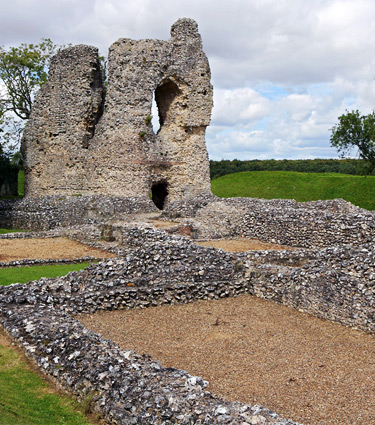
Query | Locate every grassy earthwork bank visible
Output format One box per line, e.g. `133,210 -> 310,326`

211,170 -> 375,211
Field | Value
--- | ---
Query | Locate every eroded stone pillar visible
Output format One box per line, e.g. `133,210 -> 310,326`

22,45 -> 104,196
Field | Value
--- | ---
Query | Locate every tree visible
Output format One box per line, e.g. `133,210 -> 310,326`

0,39 -> 63,155
330,109 -> 375,175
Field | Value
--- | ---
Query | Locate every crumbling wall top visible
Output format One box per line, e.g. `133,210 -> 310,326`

22,19 -> 213,206
170,18 -> 202,44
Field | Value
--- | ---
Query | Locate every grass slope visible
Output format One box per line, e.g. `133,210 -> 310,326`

211,171 -> 375,210
0,262 -> 95,424
0,263 -> 91,286
0,335 -> 91,425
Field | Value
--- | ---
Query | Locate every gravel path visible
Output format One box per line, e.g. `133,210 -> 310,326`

0,237 -> 115,263
80,294 -> 375,425
196,238 -> 294,251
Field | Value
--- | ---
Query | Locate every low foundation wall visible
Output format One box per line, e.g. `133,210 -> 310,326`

166,196 -> 375,248
0,239 -> 300,424
1,196 -> 375,424
1,303 -> 299,425
244,244 -> 375,332
0,196 -> 157,230
1,230 -> 374,423
2,195 -> 374,249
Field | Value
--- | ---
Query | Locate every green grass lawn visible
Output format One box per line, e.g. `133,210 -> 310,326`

0,263 -> 91,286
0,228 -> 26,234
0,335 -> 92,425
0,260 -> 95,424
211,171 -> 375,210
18,170 -> 25,196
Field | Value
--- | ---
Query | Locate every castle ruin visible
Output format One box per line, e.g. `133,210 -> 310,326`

21,18 -> 213,209
2,17 -> 375,425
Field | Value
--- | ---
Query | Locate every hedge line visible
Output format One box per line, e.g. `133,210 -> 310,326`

210,158 -> 370,179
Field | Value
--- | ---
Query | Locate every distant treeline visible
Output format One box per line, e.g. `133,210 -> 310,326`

210,159 -> 372,179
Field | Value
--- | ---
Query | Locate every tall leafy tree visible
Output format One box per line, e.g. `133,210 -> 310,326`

0,39 -> 62,155
330,109 -> 375,175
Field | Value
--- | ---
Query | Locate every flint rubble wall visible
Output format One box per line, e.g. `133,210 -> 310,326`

0,196 -> 157,230
1,239 -> 300,425
1,196 -> 374,423
2,11 -> 372,423
1,233 -> 374,332
166,196 -> 375,247
1,195 -> 374,248
1,217 -> 375,423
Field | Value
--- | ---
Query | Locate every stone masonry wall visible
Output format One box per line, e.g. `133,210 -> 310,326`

1,225 -> 375,423
0,238 -> 301,425
22,19 -> 212,207
165,196 -> 375,248
21,46 -> 104,196
2,236 -> 374,332
1,192 -> 375,424
1,195 -> 374,245
1,304 -> 300,425
0,196 -> 157,230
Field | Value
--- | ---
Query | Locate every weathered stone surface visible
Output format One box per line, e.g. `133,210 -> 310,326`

22,45 -> 104,196
164,196 -> 375,247
21,18 -> 212,207
0,196 -> 157,230
1,16 -> 374,422
1,218 -> 375,423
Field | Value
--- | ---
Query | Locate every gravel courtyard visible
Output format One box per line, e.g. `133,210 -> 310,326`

81,293 -> 375,425
0,237 -> 115,263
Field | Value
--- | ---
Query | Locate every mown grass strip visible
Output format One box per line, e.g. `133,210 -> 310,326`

18,170 -> 25,196
0,228 -> 26,234
0,263 -> 91,286
0,334 -> 92,425
211,171 -> 375,210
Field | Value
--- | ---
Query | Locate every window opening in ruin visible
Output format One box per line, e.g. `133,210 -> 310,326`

151,92 -> 160,134
154,79 -> 180,132
151,182 -> 169,210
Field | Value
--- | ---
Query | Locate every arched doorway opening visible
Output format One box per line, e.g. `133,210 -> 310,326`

151,181 -> 169,210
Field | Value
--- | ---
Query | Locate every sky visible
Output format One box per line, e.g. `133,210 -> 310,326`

1,0 -> 375,160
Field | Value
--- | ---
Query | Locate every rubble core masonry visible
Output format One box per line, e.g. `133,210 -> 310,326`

21,18 -> 213,208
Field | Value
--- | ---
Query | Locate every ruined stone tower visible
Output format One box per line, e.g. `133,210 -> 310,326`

21,18 -> 213,209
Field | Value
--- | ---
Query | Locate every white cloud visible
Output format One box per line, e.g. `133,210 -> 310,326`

2,0 -> 375,160
212,88 -> 272,127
